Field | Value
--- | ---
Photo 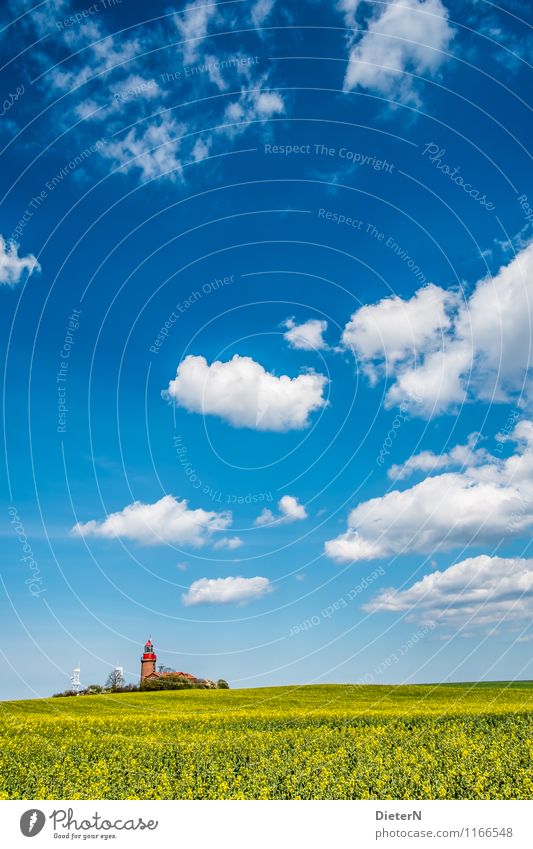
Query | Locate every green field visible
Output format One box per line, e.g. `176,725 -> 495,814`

1,683 -> 532,799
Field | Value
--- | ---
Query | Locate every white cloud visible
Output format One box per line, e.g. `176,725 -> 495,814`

342,283 -> 458,384
255,495 -> 308,525
73,494 -> 231,547
175,0 -> 218,64
325,419 -> 533,562
182,575 -> 272,605
213,536 -> 244,550
112,75 -> 162,102
191,137 -> 213,162
255,508 -> 275,526
251,0 -> 275,28
204,54 -> 228,91
343,0 -> 454,103
15,0 -> 284,189
388,432 -> 489,480
337,0 -> 362,26
74,99 -> 106,122
344,242 -> 533,417
284,318 -> 328,351
223,83 -> 285,135
454,241 -> 533,403
0,235 -> 40,286
255,91 -> 285,116
101,116 -> 185,182
279,494 -> 308,521
385,342 -> 472,417
163,354 -> 328,432
50,27 -> 141,92
364,555 -> 533,630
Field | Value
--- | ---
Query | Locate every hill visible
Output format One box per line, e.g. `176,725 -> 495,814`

1,683 -> 532,799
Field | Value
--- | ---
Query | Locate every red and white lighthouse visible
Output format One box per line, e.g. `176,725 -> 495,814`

140,638 -> 157,682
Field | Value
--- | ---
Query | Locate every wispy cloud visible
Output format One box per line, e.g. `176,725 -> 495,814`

0,235 -> 40,286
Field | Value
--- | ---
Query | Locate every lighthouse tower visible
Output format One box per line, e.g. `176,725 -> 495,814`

140,638 -> 157,682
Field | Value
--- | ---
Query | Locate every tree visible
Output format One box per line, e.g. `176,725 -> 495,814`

84,684 -> 103,695
141,674 -> 196,692
217,679 -> 229,689
105,668 -> 125,691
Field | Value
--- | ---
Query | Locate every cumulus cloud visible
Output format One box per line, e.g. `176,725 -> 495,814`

279,494 -> 308,521
343,0 -> 453,102
325,419 -> 533,562
255,495 -> 308,525
388,432 -> 489,480
364,555 -> 533,630
73,494 -> 231,547
283,318 -> 328,351
342,283 -> 458,385
182,575 -> 272,605
385,343 -> 472,417
213,536 -> 244,550
343,242 -> 533,417
0,235 -> 40,286
163,354 -> 327,432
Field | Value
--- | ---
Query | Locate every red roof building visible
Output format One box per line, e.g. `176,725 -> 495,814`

140,639 -> 196,683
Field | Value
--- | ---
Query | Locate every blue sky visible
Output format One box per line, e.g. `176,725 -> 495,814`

1,0 -> 532,699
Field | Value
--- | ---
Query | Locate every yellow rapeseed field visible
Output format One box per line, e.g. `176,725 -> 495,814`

1,683 -> 532,799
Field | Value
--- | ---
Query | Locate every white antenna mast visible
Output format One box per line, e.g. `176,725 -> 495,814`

70,666 -> 81,694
